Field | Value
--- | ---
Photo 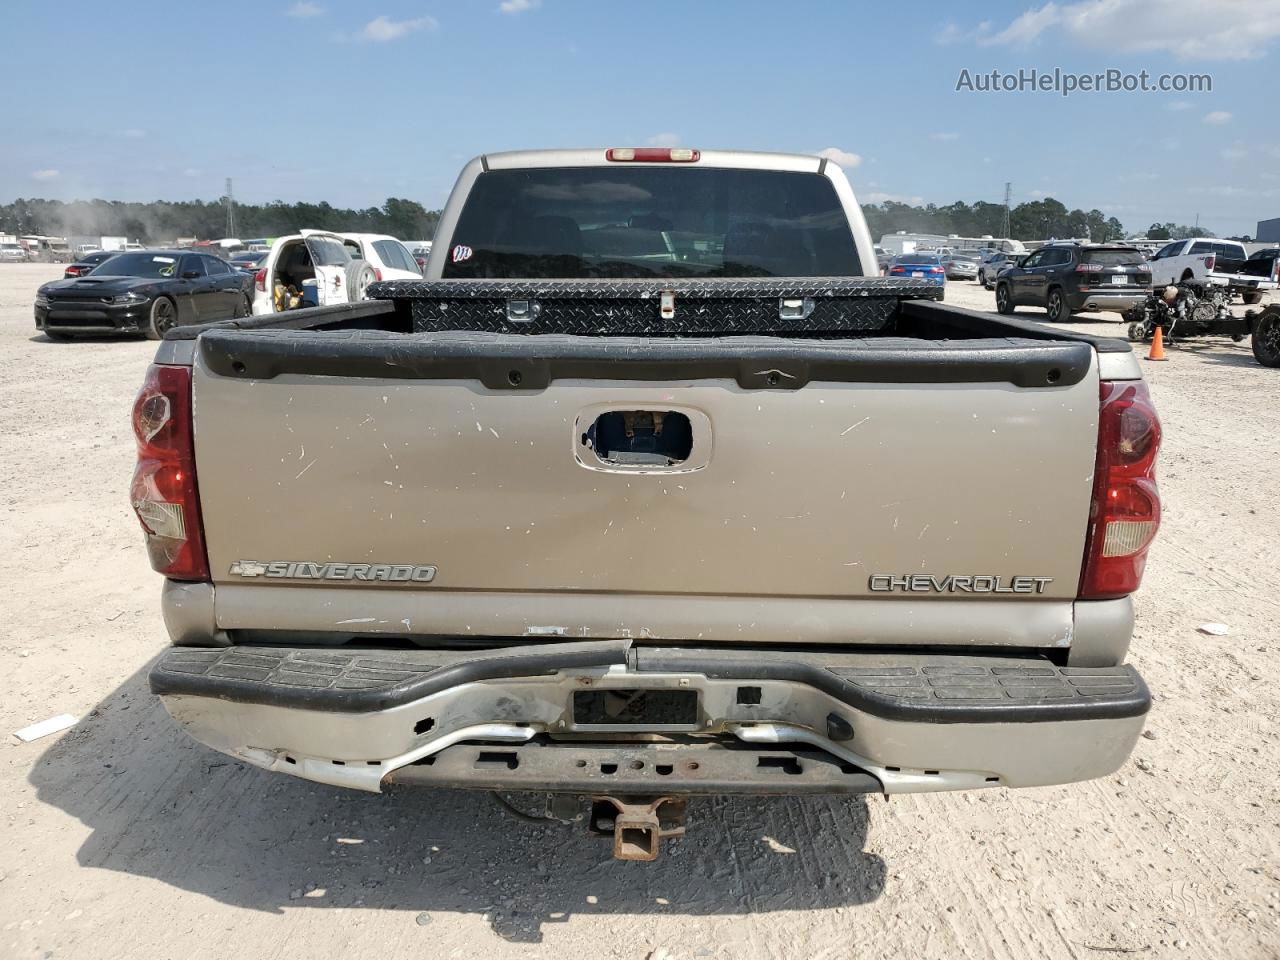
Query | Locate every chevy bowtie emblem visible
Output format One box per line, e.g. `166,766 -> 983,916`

229,560 -> 268,577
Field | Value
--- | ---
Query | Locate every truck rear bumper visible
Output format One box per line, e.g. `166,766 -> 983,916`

150,641 -> 1149,796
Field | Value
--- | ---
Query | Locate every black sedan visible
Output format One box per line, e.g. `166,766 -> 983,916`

35,250 -> 255,340
63,250 -> 119,278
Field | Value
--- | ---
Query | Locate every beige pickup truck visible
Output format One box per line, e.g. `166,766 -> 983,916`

132,149 -> 1161,859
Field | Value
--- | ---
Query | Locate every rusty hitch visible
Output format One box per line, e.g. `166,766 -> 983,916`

590,796 -> 688,861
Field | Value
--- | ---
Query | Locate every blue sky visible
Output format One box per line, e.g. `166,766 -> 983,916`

3,0 -> 1279,237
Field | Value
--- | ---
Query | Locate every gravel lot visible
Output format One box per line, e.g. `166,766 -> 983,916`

2,263 -> 1277,960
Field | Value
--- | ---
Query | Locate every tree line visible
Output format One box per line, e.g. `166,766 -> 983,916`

0,197 -> 441,242
0,194 -> 1216,245
860,198 -> 1216,242
860,198 -> 1130,243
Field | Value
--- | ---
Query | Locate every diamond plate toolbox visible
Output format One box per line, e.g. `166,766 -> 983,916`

368,277 -> 938,336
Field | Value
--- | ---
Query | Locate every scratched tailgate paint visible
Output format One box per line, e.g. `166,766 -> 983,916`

192,353 -> 1099,632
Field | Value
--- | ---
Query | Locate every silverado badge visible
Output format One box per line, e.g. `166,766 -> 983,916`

228,561 -> 437,583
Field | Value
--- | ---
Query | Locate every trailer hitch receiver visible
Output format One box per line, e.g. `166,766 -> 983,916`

590,796 -> 688,861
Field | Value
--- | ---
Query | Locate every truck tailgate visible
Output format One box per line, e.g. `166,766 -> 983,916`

190,326 -> 1100,647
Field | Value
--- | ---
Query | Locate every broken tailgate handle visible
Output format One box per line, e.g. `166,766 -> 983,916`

778,297 -> 815,321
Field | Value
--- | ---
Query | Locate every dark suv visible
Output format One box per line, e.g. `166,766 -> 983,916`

994,244 -> 1151,321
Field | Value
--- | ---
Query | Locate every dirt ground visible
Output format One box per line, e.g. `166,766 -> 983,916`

1,262 -> 1277,960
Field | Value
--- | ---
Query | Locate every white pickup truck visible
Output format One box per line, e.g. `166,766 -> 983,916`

1147,238 -> 1277,304
135,148 -> 1161,859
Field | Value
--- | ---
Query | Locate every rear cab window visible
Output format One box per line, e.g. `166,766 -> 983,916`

442,166 -> 861,279
1081,248 -> 1144,267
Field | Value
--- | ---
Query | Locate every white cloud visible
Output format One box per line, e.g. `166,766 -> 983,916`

1221,145 -> 1248,160
31,169 -> 59,181
499,0 -> 540,12
1164,100 -> 1193,112
979,0 -> 1280,61
287,1 -> 323,16
982,3 -> 1060,46
1026,188 -> 1057,199
936,20 -> 992,45
863,192 -> 924,206
1203,110 -> 1233,124
929,132 -> 960,142
122,127 -> 147,139
183,168 -> 202,177
646,132 -> 681,147
358,15 -> 437,42
817,147 -> 862,169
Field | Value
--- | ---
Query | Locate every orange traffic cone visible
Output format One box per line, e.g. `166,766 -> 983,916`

1146,325 -> 1168,361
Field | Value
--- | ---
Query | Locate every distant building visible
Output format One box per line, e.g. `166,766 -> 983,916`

1257,218 -> 1280,243
877,232 -> 1026,255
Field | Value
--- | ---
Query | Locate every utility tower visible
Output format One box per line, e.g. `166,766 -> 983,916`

225,177 -> 237,237
1002,182 -> 1012,238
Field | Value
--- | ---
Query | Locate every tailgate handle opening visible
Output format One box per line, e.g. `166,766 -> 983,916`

583,411 -> 692,467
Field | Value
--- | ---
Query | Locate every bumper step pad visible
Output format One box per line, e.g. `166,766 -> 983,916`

152,643 -> 1148,724
150,640 -> 630,712
636,648 -> 1147,723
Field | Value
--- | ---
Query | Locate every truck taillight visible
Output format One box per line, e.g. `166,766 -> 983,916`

130,364 -> 209,581
1079,380 -> 1161,600
606,147 -> 700,162
255,267 -> 267,292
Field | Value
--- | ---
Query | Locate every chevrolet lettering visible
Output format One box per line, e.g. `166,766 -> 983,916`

868,574 -> 1054,594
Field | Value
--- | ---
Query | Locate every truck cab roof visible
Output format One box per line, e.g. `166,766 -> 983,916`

477,147 -> 833,173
